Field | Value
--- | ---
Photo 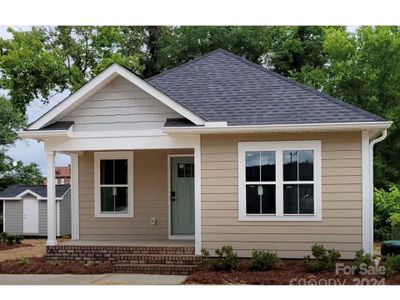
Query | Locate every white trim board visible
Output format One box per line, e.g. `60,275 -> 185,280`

167,154 -> 195,240
28,64 -> 205,130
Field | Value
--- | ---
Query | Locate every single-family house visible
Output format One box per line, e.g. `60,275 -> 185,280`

19,49 -> 391,273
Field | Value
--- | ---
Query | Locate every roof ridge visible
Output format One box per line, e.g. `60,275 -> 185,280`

218,49 -> 385,121
146,48 -> 226,82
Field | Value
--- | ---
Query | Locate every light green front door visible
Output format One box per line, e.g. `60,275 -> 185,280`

171,157 -> 195,236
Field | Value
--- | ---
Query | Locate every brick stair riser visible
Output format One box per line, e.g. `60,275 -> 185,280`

116,255 -> 201,265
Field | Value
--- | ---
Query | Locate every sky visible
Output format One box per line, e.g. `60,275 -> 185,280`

0,26 -> 70,175
0,25 -> 359,176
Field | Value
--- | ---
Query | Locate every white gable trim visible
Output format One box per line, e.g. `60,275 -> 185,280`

28,64 -> 206,130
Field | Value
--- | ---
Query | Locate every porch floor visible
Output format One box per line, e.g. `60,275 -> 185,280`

59,239 -> 194,247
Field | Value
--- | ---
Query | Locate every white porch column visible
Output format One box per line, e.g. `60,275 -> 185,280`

194,135 -> 202,255
46,151 -> 57,246
70,153 -> 80,240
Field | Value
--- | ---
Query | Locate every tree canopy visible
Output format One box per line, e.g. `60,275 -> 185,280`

0,26 -> 399,189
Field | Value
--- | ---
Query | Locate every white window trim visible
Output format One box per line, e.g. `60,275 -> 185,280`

238,140 -> 322,222
94,151 -> 134,218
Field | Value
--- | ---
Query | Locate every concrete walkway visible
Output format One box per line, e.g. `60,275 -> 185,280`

0,273 -> 187,285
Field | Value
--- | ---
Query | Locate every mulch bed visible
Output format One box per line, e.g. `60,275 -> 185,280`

0,242 -> 31,251
184,260 -> 400,285
0,257 -> 114,274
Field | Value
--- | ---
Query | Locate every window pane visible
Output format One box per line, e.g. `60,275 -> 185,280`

114,159 -> 128,184
114,187 -> 128,212
299,184 -> 314,214
185,163 -> 194,177
100,160 -> 114,184
283,151 -> 298,181
261,151 -> 276,182
100,186 -> 128,213
283,184 -> 298,214
246,185 -> 260,214
299,150 -> 313,181
246,152 -> 260,181
246,184 -> 276,214
100,187 -> 115,212
178,163 -> 185,177
261,185 -> 276,214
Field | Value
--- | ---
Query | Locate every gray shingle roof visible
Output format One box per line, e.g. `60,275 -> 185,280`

28,121 -> 74,131
164,118 -> 198,127
0,185 -> 70,199
148,49 -> 385,126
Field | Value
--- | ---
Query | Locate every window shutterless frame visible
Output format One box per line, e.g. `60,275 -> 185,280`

238,140 -> 322,221
94,151 -> 134,218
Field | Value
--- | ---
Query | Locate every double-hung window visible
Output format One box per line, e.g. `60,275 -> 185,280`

94,152 -> 134,218
238,141 -> 321,221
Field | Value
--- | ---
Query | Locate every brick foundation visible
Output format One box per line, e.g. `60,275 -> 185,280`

46,245 -> 200,275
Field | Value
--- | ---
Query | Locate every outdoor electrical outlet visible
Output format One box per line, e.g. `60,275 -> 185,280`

151,217 -> 157,225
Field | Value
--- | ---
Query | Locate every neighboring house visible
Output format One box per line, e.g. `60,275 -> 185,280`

0,185 -> 71,236
20,49 -> 391,261
43,166 -> 71,185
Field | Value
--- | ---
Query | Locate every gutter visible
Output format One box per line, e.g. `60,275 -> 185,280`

368,129 -> 388,252
163,121 -> 393,134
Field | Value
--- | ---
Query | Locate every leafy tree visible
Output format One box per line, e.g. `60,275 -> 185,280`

374,186 -> 400,240
297,26 -> 400,188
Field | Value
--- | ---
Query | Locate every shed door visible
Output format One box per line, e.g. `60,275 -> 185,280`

23,198 -> 39,234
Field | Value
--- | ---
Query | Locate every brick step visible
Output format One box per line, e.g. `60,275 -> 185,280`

47,245 -> 195,255
114,263 -> 199,275
116,254 -> 201,265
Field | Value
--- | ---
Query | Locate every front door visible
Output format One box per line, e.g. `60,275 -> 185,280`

23,198 -> 39,234
170,157 -> 195,236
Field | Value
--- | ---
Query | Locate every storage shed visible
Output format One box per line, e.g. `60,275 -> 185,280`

0,185 -> 71,236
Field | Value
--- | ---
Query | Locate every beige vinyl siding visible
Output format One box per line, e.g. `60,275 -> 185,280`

79,149 -> 193,241
201,131 -> 362,259
61,76 -> 181,131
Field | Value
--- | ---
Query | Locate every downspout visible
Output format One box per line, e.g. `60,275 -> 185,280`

368,129 -> 388,253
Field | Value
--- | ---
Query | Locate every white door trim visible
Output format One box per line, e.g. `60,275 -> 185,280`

23,198 -> 39,234
167,154 -> 195,240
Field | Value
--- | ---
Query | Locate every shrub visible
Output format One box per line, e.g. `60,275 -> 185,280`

16,256 -> 31,265
374,185 -> 400,241
201,248 -> 212,269
384,255 -> 400,276
250,250 -> 279,271
0,232 -> 8,242
14,234 -> 24,244
304,243 -> 341,273
353,250 -> 374,274
6,234 -> 15,245
201,245 -> 239,271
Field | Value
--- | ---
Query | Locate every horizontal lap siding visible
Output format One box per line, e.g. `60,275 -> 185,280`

4,200 -> 23,234
79,149 -> 192,241
200,132 -> 362,259
61,76 -> 181,131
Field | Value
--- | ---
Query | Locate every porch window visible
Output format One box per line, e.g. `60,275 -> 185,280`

238,141 -> 321,221
94,152 -> 134,218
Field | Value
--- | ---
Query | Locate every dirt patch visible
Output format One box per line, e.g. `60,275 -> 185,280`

0,239 -> 47,262
0,257 -> 114,274
0,242 -> 31,251
184,260 -> 400,285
